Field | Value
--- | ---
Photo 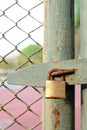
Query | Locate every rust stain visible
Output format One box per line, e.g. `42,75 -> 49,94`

48,68 -> 74,80
52,108 -> 60,130
53,61 -> 61,64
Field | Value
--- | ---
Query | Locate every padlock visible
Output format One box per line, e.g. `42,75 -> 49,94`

45,69 -> 66,99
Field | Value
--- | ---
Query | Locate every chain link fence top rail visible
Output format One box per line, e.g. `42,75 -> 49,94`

0,0 -> 44,129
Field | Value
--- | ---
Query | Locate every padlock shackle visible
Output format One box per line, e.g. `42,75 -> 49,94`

47,68 -> 75,80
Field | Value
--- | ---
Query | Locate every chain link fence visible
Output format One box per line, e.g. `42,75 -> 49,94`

0,0 -> 44,129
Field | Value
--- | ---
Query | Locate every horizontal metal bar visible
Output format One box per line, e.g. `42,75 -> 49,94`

7,58 -> 87,86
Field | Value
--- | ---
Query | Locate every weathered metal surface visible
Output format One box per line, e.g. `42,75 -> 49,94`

80,0 -> 87,129
47,68 -> 75,80
80,0 -> 87,58
43,0 -> 74,62
45,80 -> 66,99
7,59 -> 87,86
52,108 -> 60,129
43,0 -> 74,129
44,99 -> 73,130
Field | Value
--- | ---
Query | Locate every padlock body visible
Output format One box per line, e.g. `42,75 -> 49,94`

45,80 -> 66,99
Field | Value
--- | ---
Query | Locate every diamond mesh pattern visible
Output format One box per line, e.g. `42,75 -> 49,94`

0,0 -> 43,129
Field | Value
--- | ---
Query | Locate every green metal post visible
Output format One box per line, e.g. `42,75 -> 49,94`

43,0 -> 74,130
80,0 -> 87,129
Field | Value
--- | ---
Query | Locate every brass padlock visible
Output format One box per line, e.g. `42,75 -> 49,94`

45,69 -> 66,99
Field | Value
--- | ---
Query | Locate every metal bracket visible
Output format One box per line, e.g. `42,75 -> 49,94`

7,58 -> 87,86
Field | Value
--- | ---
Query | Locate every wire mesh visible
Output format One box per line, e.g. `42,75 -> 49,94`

0,0 -> 43,129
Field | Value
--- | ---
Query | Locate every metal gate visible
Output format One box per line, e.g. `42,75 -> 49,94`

0,0 -> 43,130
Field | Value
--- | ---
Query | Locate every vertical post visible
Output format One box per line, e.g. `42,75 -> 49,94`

80,0 -> 87,129
43,0 -> 74,130
75,85 -> 81,130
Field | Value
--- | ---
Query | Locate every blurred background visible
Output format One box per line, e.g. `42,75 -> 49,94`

0,0 -> 80,71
